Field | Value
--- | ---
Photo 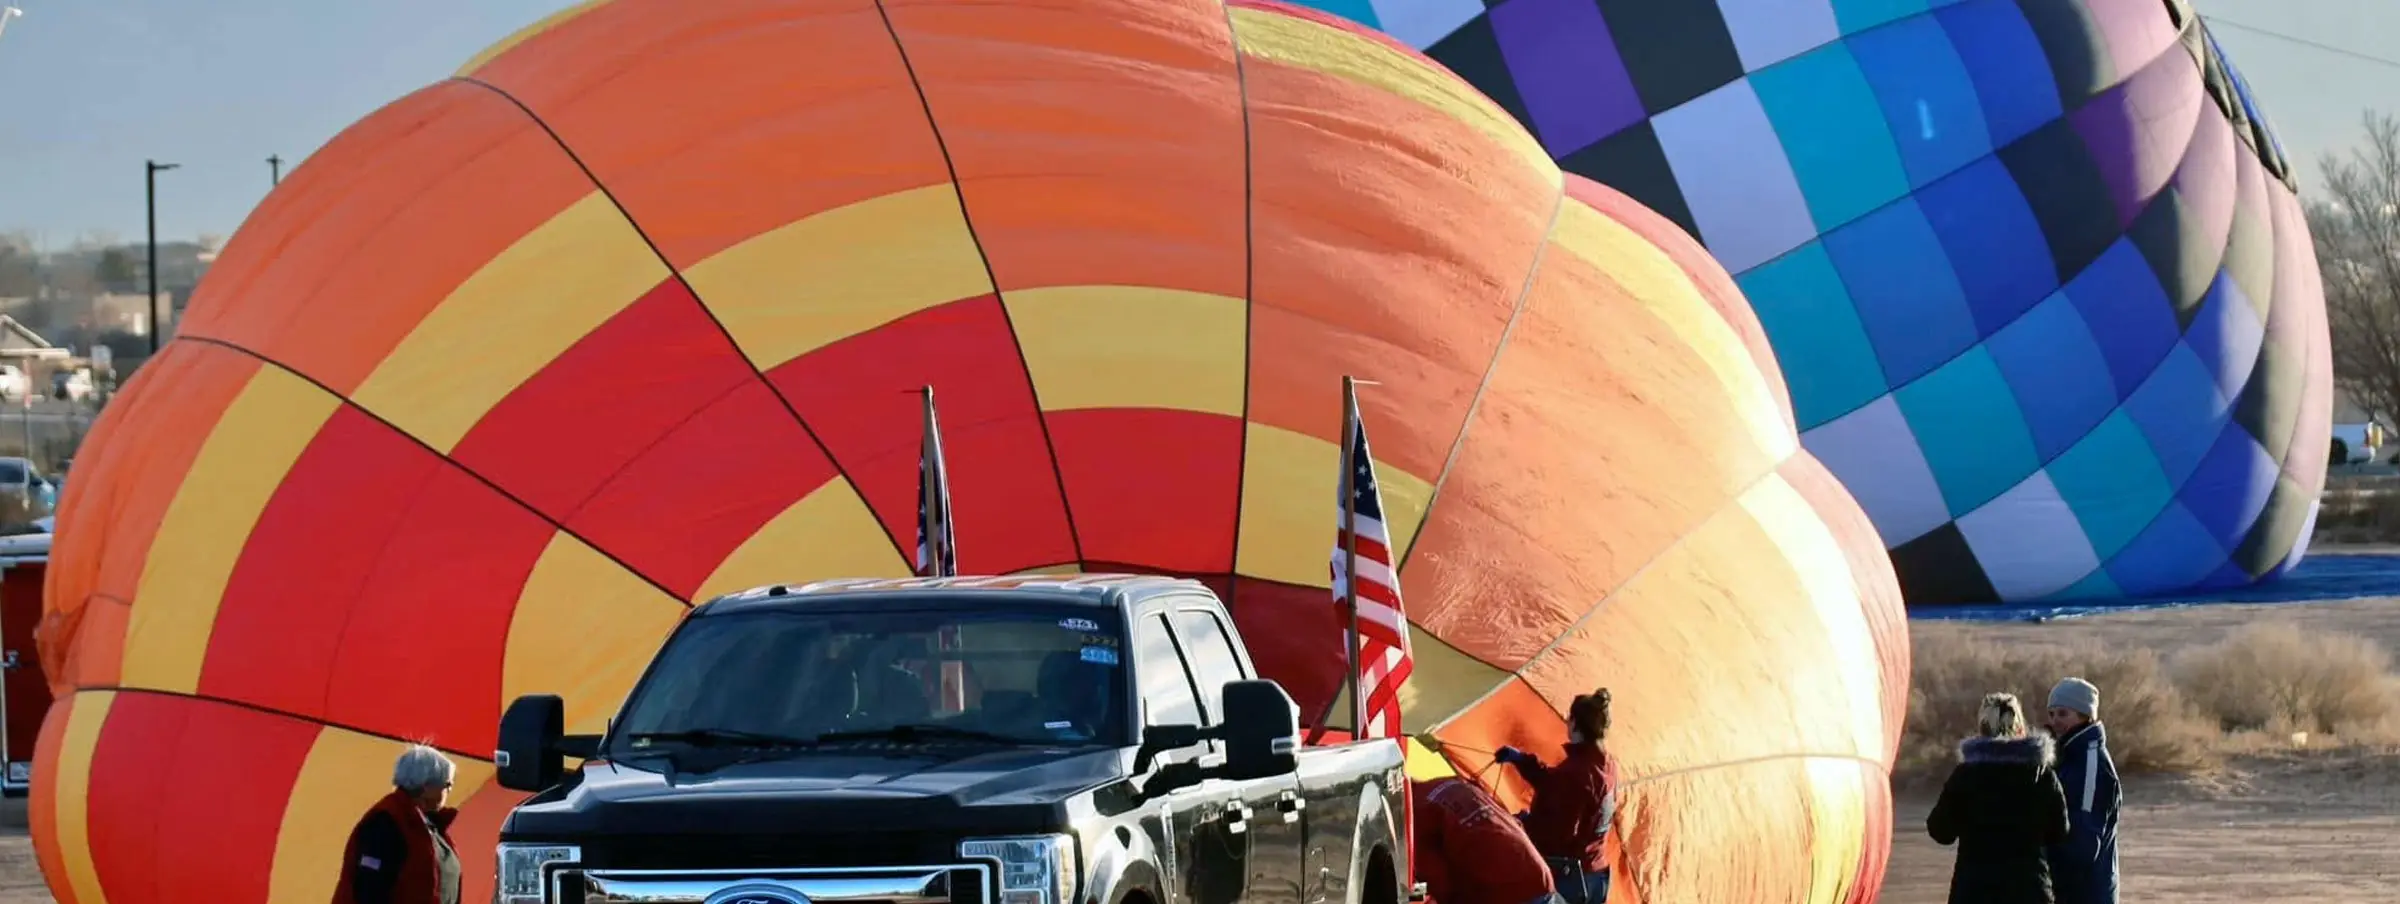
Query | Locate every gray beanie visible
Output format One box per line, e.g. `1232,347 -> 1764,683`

2049,677 -> 2099,719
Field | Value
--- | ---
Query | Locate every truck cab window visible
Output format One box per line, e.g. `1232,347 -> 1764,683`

1133,613 -> 1204,731
1171,609 -> 1246,723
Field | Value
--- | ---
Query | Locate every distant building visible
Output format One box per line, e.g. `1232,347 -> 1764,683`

0,316 -> 71,379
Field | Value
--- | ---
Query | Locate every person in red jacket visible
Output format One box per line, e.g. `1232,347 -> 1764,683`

331,744 -> 464,904
1496,688 -> 1621,904
1411,776 -> 1562,904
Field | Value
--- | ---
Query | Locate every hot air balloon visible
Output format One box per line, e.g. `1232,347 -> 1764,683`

32,1 -> 1905,902
1291,0 -> 2333,607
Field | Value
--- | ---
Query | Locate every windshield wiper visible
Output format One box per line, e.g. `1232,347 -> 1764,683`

624,728 -> 817,750
813,724 -> 1032,745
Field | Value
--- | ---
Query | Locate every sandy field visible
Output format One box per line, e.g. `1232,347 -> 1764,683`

0,597 -> 2391,902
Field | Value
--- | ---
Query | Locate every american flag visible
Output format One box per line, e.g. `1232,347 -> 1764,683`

915,387 -> 956,578
1331,393 -> 1413,740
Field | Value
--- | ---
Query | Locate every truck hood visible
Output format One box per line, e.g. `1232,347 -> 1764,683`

503,744 -> 1131,839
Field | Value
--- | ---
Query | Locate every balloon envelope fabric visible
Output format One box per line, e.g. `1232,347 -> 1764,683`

33,1 -> 1905,902
1293,0 -> 2333,605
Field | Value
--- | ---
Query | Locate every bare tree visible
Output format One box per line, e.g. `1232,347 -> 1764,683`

2306,111 -> 2400,427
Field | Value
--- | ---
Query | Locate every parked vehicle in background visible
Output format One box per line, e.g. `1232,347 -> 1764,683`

0,367 -> 26,403
50,369 -> 92,402
0,460 -> 45,516
491,574 -> 1411,904
2332,421 -> 2385,466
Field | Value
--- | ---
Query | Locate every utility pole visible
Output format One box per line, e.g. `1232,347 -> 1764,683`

145,160 -> 180,355
267,154 -> 283,186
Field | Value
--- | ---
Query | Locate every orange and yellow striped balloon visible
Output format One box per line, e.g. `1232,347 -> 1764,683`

32,2 -> 1907,903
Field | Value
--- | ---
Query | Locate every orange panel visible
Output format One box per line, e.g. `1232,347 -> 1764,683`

1562,176 -> 1791,426
29,696 -> 72,904
1611,760 -> 1817,904
450,784 -> 530,904
40,344 -> 259,695
1397,227 -> 1777,670
1239,52 -> 1555,477
885,0 -> 1247,297
1780,454 -> 1910,760
175,81 -> 596,394
476,0 -> 954,268
1430,677 -> 1567,813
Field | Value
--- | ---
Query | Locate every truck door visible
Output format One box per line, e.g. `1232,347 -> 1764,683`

0,558 -> 47,796
1133,612 -> 1246,904
1172,607 -> 1304,904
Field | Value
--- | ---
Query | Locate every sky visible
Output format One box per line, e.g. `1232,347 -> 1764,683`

0,0 -> 2396,245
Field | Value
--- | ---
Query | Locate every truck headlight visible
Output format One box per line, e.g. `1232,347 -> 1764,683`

960,834 -> 1078,904
495,843 -> 579,904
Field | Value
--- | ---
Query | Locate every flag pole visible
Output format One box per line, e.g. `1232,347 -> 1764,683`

1340,376 -> 1366,737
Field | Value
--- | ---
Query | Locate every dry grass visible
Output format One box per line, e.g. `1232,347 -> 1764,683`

1899,621 -> 2400,786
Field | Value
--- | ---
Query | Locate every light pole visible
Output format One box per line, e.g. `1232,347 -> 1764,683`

145,160 -> 179,355
267,154 -> 282,186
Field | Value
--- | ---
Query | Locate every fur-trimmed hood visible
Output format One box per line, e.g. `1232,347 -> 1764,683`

1958,734 -> 2055,768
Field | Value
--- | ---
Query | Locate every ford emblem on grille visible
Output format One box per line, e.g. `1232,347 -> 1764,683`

702,884 -> 811,904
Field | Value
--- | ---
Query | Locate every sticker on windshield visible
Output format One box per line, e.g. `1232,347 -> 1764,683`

1059,617 -> 1100,632
1045,720 -> 1075,730
1080,645 -> 1120,666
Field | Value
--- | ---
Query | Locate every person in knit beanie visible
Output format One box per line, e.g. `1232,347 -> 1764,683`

2043,677 -> 2119,904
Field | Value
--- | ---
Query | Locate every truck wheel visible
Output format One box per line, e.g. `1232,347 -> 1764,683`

1359,848 -> 1401,904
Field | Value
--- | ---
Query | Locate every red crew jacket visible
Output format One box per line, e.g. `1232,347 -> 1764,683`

1412,777 -> 1556,904
330,788 -> 461,904
1516,741 -> 1620,873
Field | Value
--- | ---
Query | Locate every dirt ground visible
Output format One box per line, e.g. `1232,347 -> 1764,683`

1885,594 -> 2400,903
0,598 -> 2391,902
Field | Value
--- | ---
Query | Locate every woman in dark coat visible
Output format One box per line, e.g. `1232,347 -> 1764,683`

1928,692 -> 2072,904
331,744 -> 463,904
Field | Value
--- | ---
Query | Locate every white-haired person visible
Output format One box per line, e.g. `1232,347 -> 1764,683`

331,744 -> 463,904
1927,693 -> 2070,904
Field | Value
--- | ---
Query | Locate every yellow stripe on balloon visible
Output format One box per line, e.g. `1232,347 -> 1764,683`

1550,200 -> 1797,465
1233,423 -> 1432,587
349,190 -> 668,453
1740,476 -> 1887,760
1226,7 -> 1558,188
505,533 -> 689,736
1400,630 -> 1511,731
1009,564 -> 1084,576
120,367 -> 339,695
270,726 -> 497,904
1804,757 -> 1868,904
53,690 -> 114,904
695,477 -> 913,603
453,0 -> 616,78
683,182 -> 995,372
1402,737 -> 1458,782
1004,286 -> 1246,416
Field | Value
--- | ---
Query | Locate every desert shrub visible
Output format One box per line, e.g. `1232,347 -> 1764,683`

1899,627 -> 2216,785
2172,622 -> 2400,738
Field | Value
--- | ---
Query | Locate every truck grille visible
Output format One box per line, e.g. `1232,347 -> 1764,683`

556,863 -> 989,904
579,832 -> 959,869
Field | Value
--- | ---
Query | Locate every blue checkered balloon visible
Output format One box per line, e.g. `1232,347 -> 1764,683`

1294,0 -> 2333,605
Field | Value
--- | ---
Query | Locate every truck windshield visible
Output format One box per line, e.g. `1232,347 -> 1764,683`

608,605 -> 1129,759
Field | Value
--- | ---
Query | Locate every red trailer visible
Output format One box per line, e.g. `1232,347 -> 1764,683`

0,522 -> 50,797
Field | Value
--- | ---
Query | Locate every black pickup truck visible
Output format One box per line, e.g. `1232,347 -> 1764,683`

489,573 -> 1411,904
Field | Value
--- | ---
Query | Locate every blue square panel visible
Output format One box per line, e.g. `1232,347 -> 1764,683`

1956,470 -> 2102,599
1716,0 -> 1842,73
1655,79 -> 1820,274
2105,501 -> 2227,598
1822,198 -> 1978,386
1846,13 -> 1993,188
2044,566 -> 2121,603
1894,347 -> 2042,515
1831,0 -> 1929,35
1932,0 -> 2062,147
2184,271 -> 2267,403
1916,156 -> 2058,337
2044,410 -> 2174,560
1737,242 -> 1890,429
2178,422 -> 2278,552
2123,344 -> 2232,487
1985,290 -> 2118,460
1361,0 -> 1483,50
1800,394 -> 1953,544
1751,42 -> 1913,231
2195,560 -> 2254,591
2065,238 -> 2182,398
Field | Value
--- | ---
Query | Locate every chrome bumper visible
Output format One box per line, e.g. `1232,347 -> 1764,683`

566,864 -> 986,904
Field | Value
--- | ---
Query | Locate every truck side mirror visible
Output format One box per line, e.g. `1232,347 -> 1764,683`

1218,679 -> 1299,781
496,695 -> 601,792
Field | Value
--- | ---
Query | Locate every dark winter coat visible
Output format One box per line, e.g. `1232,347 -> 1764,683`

1927,735 -> 2071,904
2046,723 -> 2122,904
